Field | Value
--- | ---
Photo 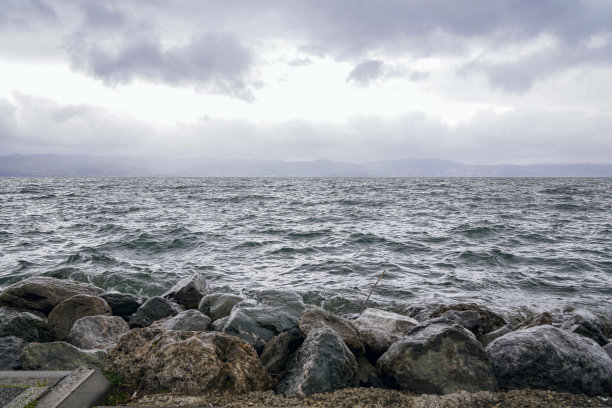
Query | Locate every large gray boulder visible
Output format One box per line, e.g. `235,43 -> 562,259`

561,310 -> 608,346
99,292 -> 143,321
377,320 -> 498,394
162,273 -> 210,310
106,327 -> 272,394
352,308 -> 418,358
298,305 -> 365,355
430,303 -> 506,337
0,336 -> 24,370
0,312 -> 54,342
159,309 -> 211,331
276,327 -> 359,397
222,290 -> 305,354
129,296 -> 182,328
20,341 -> 107,370
486,325 -> 612,396
69,315 -> 129,350
48,295 -> 112,341
199,293 -> 244,322
0,277 -> 104,314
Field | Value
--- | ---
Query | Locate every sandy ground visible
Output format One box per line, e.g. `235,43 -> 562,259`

127,388 -> 612,408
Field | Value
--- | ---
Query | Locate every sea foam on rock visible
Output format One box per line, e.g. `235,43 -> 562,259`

0,277 -> 104,314
377,320 -> 498,394
351,308 -> 418,358
276,327 -> 359,397
486,325 -> 612,396
129,296 -> 182,328
69,315 -> 130,350
106,326 -> 272,394
162,273 -> 210,310
48,294 -> 112,341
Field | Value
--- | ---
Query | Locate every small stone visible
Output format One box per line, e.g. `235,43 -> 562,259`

20,341 -> 107,370
0,277 -> 104,314
162,273 -> 210,310
160,309 -> 211,331
99,292 -> 142,321
48,295 -> 112,341
129,296 -> 182,328
298,305 -> 365,355
517,312 -> 553,329
0,312 -> 54,342
0,336 -> 24,370
69,315 -> 129,350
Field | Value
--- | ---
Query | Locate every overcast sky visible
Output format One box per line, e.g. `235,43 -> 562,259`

0,0 -> 611,164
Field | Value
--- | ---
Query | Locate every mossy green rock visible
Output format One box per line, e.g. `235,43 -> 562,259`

21,341 -> 107,370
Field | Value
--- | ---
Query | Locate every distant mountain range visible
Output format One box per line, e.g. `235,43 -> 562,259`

1,154 -> 611,177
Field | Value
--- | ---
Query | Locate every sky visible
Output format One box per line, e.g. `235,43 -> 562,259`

0,0 -> 611,164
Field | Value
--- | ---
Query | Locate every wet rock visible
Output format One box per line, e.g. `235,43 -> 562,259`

259,329 -> 303,376
99,292 -> 142,321
129,296 -> 182,328
0,336 -> 24,370
479,324 -> 515,348
48,294 -> 112,341
276,327 -> 359,397
486,325 -> 612,396
561,309 -> 608,346
106,327 -> 272,394
0,277 -> 104,314
199,293 -> 244,321
0,306 -> 21,327
0,312 -> 54,342
605,342 -> 612,359
377,320 -> 498,394
517,311 -> 553,329
352,308 -> 418,358
69,315 -> 129,350
431,303 -> 506,337
357,355 -> 384,388
438,310 -> 482,335
162,273 -> 210,310
21,341 -> 107,370
223,290 -> 305,354
212,316 -> 229,332
403,304 -> 437,322
160,309 -> 211,331
298,305 -> 365,355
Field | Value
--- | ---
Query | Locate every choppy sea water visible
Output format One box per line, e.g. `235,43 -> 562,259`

1,178 -> 611,320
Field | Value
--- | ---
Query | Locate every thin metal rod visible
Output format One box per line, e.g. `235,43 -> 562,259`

359,270 -> 385,316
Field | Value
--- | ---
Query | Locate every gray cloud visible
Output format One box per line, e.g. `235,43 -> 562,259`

0,0 -> 56,29
2,94 -> 611,164
346,60 -> 384,85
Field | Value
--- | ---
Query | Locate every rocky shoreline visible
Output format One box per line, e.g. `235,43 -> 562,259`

1,274 -> 611,406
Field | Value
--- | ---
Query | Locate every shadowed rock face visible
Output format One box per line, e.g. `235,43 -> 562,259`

99,292 -> 142,321
0,277 -> 104,315
276,327 -> 359,397
486,325 -> 612,396
0,336 -> 24,370
0,312 -> 54,342
259,329 -> 304,376
377,320 -> 498,394
430,303 -> 506,338
48,295 -> 112,341
106,327 -> 272,394
561,309 -> 608,346
129,296 -> 182,328
162,273 -> 210,310
298,305 -> 365,355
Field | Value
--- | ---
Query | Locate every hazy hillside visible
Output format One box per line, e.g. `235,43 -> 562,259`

1,154 -> 611,177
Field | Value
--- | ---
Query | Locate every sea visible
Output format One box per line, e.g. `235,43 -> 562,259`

1,177 -> 611,321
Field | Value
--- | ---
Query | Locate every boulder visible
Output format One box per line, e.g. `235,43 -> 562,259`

259,329 -> 303,376
352,308 -> 418,358
199,293 -> 244,321
21,341 -> 107,370
438,310 -> 482,335
605,342 -> 612,359
0,306 -> 21,327
430,303 -> 506,337
223,290 -> 305,354
129,296 -> 182,328
48,295 -> 112,340
0,336 -> 24,370
159,309 -> 211,331
162,273 -> 210,310
377,320 -> 498,394
99,292 -> 142,321
561,310 -> 608,346
517,311 -> 553,329
69,315 -> 129,350
276,327 -> 359,397
478,324 -> 515,348
486,325 -> 612,396
212,316 -> 229,332
298,305 -> 365,355
0,277 -> 104,314
0,312 -> 54,342
106,327 -> 272,394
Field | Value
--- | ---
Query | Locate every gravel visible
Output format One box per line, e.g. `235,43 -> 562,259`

0,386 -> 26,407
